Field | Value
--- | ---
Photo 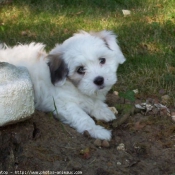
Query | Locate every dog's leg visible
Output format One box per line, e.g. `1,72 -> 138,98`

90,101 -> 116,122
54,104 -> 111,140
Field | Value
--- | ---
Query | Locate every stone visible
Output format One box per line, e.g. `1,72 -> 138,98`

113,91 -> 119,96
94,139 -> 102,147
101,140 -> 110,148
117,143 -> 125,151
117,161 -> 122,166
0,62 -> 34,126
109,106 -> 118,115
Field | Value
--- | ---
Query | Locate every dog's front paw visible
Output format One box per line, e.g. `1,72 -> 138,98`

88,125 -> 111,140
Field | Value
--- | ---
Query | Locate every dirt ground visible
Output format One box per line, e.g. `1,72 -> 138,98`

0,93 -> 175,175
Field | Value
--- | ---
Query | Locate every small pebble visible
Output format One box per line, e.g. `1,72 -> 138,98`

101,140 -> 110,148
113,91 -> 119,96
133,89 -> 139,94
117,143 -> 125,151
109,107 -> 118,115
117,161 -> 122,165
94,139 -> 102,147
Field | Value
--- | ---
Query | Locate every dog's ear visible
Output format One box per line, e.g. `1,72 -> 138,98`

47,54 -> 69,86
91,30 -> 126,64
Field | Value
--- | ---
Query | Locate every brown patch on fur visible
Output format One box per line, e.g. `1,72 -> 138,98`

48,54 -> 62,71
47,54 -> 68,85
90,32 -> 112,50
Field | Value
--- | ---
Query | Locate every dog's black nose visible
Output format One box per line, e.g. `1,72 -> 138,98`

94,76 -> 104,86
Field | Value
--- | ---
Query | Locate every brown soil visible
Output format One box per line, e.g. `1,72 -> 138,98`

0,94 -> 175,175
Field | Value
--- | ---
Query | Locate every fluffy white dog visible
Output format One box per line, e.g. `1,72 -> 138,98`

0,31 -> 125,140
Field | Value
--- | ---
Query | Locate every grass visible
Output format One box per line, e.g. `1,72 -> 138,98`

0,0 -> 175,104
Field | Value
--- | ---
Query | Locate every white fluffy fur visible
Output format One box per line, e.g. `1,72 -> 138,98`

0,31 -> 125,140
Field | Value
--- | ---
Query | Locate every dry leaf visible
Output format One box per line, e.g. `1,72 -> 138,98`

122,10 -> 131,16
133,89 -> 139,94
80,147 -> 91,159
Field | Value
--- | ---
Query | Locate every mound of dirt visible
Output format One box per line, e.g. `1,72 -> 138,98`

0,94 -> 175,175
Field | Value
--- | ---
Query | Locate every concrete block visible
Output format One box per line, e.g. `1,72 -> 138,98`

0,62 -> 34,126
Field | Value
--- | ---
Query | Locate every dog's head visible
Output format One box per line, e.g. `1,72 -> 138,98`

47,30 -> 125,97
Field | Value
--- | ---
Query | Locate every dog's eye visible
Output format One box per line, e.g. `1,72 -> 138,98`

99,58 -> 106,64
77,66 -> 85,74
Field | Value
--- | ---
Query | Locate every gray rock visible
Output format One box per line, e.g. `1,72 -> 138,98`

0,62 -> 34,126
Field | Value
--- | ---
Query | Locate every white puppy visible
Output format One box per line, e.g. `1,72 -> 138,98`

0,31 -> 125,140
